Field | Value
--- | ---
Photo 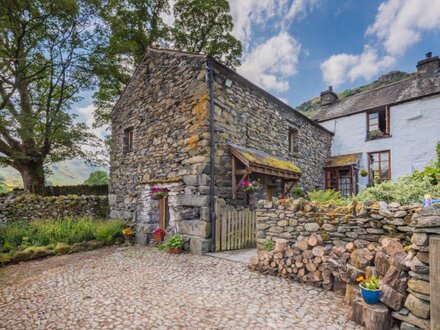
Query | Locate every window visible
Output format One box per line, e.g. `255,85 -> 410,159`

289,127 -> 298,153
368,151 -> 391,182
324,168 -> 354,197
124,127 -> 134,152
367,107 -> 389,139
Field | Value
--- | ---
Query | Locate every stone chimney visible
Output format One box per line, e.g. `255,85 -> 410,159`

416,52 -> 440,74
320,86 -> 338,106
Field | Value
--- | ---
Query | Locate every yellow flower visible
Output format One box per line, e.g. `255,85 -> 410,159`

356,276 -> 364,282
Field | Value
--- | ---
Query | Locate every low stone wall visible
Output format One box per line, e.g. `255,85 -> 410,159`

46,184 -> 108,196
257,199 -> 419,249
252,198 -> 439,329
0,194 -> 108,223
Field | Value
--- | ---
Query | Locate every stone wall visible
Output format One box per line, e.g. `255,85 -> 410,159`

212,64 -> 332,203
391,206 -> 439,330
256,198 -> 418,249
253,199 -> 439,329
0,194 -> 108,223
109,49 -> 209,222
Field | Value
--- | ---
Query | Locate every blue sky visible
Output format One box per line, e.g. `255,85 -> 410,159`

76,0 -> 440,137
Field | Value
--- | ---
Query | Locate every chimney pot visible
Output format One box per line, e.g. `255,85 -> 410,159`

328,86 -> 333,92
320,86 -> 338,106
417,52 -> 439,74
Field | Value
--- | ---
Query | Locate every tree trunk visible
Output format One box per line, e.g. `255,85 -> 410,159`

18,163 -> 46,195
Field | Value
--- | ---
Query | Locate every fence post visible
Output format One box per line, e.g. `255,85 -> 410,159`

214,198 -> 222,252
430,236 -> 440,330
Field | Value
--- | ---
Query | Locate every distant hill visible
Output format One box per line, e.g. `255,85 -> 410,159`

297,71 -> 413,118
0,159 -> 108,188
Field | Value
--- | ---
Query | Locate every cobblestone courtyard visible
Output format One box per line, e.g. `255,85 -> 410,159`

0,246 -> 361,329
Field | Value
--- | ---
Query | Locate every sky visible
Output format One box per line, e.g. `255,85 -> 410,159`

76,0 -> 440,138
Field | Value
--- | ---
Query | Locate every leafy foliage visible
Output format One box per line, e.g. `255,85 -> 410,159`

357,176 -> 440,204
0,218 -> 126,250
92,0 -> 170,126
308,189 -> 345,205
159,234 -> 183,250
84,170 -> 109,186
263,240 -> 274,252
0,0 -> 102,194
0,175 -> 7,193
172,0 -> 242,67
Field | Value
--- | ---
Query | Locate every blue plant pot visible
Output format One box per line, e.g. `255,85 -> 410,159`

360,285 -> 381,304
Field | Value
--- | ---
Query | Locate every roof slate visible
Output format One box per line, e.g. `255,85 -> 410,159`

313,69 -> 440,122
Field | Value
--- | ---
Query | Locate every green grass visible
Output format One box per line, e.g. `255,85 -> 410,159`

0,217 -> 126,251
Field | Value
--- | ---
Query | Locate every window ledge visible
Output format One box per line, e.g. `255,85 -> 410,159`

365,134 -> 392,142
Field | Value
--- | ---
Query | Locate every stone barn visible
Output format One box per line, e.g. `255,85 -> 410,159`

109,48 -> 332,253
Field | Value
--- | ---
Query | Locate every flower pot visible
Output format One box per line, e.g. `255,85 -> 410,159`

152,233 -> 165,242
360,285 -> 381,304
168,247 -> 182,254
124,234 -> 134,244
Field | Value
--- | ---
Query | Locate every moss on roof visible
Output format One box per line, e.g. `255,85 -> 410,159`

232,145 -> 302,174
326,153 -> 362,168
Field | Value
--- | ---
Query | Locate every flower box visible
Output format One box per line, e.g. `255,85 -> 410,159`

168,247 -> 182,254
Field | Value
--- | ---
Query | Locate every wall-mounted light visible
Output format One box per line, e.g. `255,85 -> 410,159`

224,79 -> 233,88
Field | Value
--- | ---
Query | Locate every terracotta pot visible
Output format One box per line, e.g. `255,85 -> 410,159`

168,247 -> 182,254
152,233 -> 165,242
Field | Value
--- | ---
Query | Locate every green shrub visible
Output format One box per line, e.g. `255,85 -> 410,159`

263,239 -> 274,251
357,176 -> 440,204
308,189 -> 347,205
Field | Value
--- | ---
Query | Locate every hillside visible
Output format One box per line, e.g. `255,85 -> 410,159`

297,71 -> 413,118
0,159 -> 108,189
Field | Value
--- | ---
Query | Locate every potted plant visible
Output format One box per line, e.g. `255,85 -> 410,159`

122,227 -> 135,244
357,276 -> 381,304
239,179 -> 262,193
152,228 -> 166,242
360,169 -> 368,177
160,234 -> 184,254
368,130 -> 384,140
151,187 -> 170,200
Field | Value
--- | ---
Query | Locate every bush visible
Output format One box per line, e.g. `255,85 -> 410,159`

308,189 -> 347,205
0,218 -> 126,252
357,176 -> 440,204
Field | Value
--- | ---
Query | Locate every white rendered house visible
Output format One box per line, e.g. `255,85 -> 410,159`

311,53 -> 440,196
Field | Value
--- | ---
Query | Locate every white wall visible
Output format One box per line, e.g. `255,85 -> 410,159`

320,95 -> 440,191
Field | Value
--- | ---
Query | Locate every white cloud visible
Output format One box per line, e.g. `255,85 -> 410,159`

230,0 -> 320,49
76,104 -> 109,140
161,0 -> 176,27
321,47 -> 395,87
320,0 -> 440,87
366,0 -> 440,55
238,32 -> 301,92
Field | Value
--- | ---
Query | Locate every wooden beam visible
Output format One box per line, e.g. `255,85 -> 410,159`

282,180 -> 297,198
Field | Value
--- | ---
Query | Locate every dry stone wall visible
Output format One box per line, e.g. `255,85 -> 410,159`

253,199 -> 440,330
0,194 -> 108,223
256,198 -> 418,249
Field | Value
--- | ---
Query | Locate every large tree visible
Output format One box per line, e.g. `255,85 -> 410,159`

172,0 -> 242,68
0,0 -> 100,194
93,0 -> 242,126
92,0 -> 170,126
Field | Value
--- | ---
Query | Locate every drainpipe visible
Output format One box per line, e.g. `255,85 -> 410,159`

207,60 -> 216,252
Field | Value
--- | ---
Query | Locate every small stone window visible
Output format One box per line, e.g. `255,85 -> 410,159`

289,127 -> 299,154
124,127 -> 134,152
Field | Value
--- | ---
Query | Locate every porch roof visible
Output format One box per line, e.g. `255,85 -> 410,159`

325,153 -> 362,168
230,143 -> 302,179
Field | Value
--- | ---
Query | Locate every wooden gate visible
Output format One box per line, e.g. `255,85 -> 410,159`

215,207 -> 256,251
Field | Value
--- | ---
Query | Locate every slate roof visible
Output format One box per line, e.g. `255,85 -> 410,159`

325,153 -> 362,168
230,144 -> 302,175
313,69 -> 440,122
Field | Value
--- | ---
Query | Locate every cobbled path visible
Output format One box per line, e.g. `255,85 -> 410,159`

0,246 -> 361,329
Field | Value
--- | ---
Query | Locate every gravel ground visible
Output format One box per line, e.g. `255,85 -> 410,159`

0,246 -> 361,330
